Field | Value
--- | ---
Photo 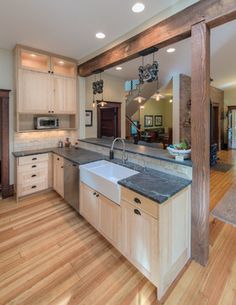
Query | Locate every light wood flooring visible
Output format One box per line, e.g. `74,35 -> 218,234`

0,151 -> 235,305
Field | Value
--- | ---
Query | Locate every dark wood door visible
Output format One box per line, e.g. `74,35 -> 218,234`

97,102 -> 121,138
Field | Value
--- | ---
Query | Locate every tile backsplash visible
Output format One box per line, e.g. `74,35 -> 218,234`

14,130 -> 78,151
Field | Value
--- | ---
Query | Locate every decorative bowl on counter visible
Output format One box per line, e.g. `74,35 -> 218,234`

167,143 -> 191,160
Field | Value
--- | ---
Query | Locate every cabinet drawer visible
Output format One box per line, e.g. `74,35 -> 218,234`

18,153 -> 49,165
18,180 -> 48,197
18,161 -> 48,173
18,168 -> 48,184
121,187 -> 159,219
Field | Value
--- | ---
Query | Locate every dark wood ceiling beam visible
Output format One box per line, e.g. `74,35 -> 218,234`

78,0 -> 236,77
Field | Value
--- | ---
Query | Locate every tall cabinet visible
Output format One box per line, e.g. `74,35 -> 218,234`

15,45 -> 78,132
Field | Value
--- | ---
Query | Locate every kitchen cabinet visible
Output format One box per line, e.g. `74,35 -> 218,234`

15,45 -> 78,131
80,182 -> 121,247
53,154 -> 64,198
98,194 -> 121,248
80,182 -> 99,229
18,69 -> 51,114
16,153 -> 51,201
121,200 -> 158,279
53,76 -> 77,114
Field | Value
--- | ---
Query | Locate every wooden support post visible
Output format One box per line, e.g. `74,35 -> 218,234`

0,90 -> 13,199
191,22 -> 210,266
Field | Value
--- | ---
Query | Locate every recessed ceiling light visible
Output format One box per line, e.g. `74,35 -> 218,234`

59,60 -> 64,65
132,2 -> 145,13
116,66 -> 122,71
169,99 -> 173,103
96,32 -> 106,39
167,48 -> 176,53
30,54 -> 36,57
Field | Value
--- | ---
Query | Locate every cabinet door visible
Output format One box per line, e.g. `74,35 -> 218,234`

121,200 -> 158,275
18,69 -> 50,113
51,57 -> 77,77
98,195 -> 121,248
20,49 -> 50,73
53,76 -> 77,114
80,183 -> 99,228
53,154 -> 64,198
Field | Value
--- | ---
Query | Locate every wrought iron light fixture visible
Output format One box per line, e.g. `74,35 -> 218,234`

92,72 -> 105,108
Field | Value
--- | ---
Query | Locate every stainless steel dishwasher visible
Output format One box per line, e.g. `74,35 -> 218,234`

64,159 -> 80,212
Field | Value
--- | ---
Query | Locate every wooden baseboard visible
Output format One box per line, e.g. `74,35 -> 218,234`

1,184 -> 14,199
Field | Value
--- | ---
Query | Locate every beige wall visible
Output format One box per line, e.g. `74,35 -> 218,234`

132,98 -> 172,131
224,88 -> 236,106
85,73 -> 126,138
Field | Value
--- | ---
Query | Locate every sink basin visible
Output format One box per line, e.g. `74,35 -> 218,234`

80,160 -> 138,204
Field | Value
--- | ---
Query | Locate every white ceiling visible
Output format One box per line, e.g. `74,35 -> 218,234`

0,0 -> 187,60
106,19 -> 236,90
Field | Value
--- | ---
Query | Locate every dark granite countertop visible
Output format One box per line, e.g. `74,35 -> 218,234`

13,147 -> 104,165
118,167 -> 191,203
79,138 -> 192,167
13,147 -> 191,204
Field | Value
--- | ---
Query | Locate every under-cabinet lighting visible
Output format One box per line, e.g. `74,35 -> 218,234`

116,66 -> 122,71
59,60 -> 65,65
30,54 -> 36,57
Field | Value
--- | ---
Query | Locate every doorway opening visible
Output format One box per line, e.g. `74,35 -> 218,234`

97,102 -> 121,139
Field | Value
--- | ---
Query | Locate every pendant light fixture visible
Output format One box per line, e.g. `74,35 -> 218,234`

151,52 -> 163,101
134,56 -> 145,103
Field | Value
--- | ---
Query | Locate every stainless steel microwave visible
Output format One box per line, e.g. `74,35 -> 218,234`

34,117 -> 59,130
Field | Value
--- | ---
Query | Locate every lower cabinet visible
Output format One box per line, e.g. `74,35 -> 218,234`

99,194 -> 121,249
80,182 -> 99,228
121,200 -> 158,282
53,154 -> 64,198
79,181 -> 191,301
16,153 -> 50,200
80,182 -> 121,247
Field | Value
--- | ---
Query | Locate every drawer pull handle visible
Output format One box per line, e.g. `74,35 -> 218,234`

134,197 -> 141,204
31,185 -> 37,189
134,209 -> 141,216
32,157 -> 37,161
32,174 -> 37,178
32,165 -> 37,168
93,192 -> 96,196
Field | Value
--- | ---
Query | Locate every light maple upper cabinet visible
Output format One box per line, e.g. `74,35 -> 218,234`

20,49 -> 50,73
15,45 -> 78,131
53,76 -> 77,114
51,57 -> 77,78
18,69 -> 51,113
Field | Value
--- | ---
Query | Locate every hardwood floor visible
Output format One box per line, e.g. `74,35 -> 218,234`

210,149 -> 236,211
0,159 -> 235,305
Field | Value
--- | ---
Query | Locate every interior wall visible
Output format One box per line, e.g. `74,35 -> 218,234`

85,73 -> 126,138
132,98 -> 172,131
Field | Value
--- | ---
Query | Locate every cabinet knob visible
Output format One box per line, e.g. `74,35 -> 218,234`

96,194 -> 99,198
61,166 -> 64,169
134,197 -> 141,204
93,192 -> 96,196
48,71 -> 50,74
52,110 -> 54,113
31,174 -> 37,178
31,185 -> 37,189
32,157 -> 37,161
134,209 -> 141,216
48,110 -> 51,113
57,158 -> 60,161
32,165 -> 37,168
